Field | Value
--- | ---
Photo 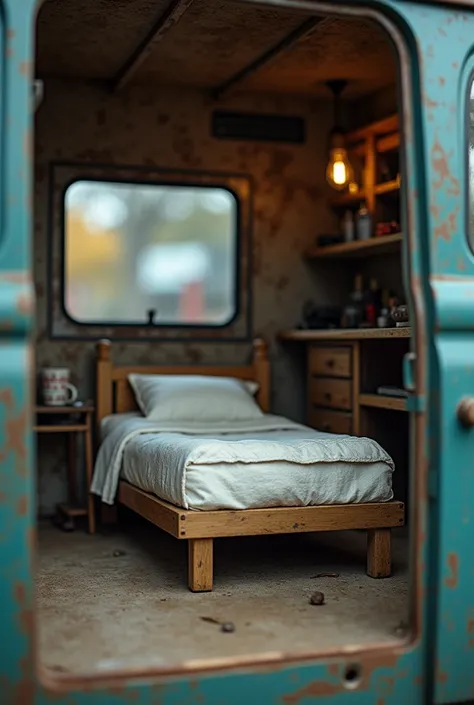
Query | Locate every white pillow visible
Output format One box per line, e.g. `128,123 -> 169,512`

127,374 -> 264,422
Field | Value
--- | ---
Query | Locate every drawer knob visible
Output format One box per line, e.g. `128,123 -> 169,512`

324,392 -> 332,400
326,360 -> 335,368
457,397 -> 474,427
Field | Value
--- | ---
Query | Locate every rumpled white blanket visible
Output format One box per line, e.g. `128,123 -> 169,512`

91,415 -> 394,507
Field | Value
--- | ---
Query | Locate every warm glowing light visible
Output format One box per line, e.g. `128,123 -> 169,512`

348,181 -> 359,194
333,160 -> 347,185
326,148 -> 354,191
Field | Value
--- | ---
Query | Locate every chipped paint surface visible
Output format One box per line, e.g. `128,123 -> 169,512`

2,0 -> 474,704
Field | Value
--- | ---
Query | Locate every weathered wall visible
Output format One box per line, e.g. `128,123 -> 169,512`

34,79 -> 339,514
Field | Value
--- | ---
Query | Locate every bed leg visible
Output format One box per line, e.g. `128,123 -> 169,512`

367,528 -> 391,578
188,539 -> 213,592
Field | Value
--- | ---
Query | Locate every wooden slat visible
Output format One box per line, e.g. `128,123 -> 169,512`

346,114 -> 399,144
375,179 -> 400,196
118,482 -> 181,537
180,502 -> 404,539
305,233 -> 402,259
376,132 -> 400,153
112,364 -> 254,380
36,405 -> 94,413
96,338 -> 271,426
279,327 -> 412,342
359,394 -> 407,411
329,189 -> 366,208
34,424 -> 88,433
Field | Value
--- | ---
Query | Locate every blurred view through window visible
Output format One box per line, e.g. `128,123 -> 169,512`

64,181 -> 238,325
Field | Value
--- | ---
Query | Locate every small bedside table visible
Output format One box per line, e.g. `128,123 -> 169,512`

34,404 -> 95,534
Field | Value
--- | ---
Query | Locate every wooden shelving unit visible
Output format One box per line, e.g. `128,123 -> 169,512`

375,179 -> 400,196
306,232 -> 402,259
278,327 -> 411,342
329,190 -> 366,208
359,393 -> 407,412
328,113 -> 399,215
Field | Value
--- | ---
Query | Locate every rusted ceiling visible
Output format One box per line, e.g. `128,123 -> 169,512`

36,0 -> 396,98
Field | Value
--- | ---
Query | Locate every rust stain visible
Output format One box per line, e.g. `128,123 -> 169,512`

282,680 -> 342,703
437,669 -> 448,684
14,583 -> 34,636
17,291 -> 33,316
431,137 -> 460,196
6,29 -> 15,39
434,222 -> 451,242
17,495 -> 27,516
0,272 -> 29,283
430,203 -> 440,220
457,257 -> 467,272
19,61 -> 31,77
444,552 -> 459,588
438,76 -> 446,86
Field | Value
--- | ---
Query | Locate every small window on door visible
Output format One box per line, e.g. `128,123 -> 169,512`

63,180 -> 238,327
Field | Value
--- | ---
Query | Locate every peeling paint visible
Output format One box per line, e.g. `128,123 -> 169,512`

445,553 -> 459,588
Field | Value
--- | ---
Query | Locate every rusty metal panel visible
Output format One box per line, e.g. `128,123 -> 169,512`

2,0 -> 474,704
412,4 -> 474,700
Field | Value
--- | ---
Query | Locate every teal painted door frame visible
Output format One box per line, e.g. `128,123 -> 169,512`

1,0 -> 472,703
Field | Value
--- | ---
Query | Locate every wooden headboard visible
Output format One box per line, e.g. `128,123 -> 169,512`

95,338 -> 270,436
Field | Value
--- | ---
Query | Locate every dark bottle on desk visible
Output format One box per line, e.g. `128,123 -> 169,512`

342,274 -> 364,328
364,278 -> 381,327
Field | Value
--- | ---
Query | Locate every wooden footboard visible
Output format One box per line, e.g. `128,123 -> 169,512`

118,481 -> 404,591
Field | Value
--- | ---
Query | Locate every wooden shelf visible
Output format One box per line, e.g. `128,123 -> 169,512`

279,327 -> 411,342
306,232 -> 402,259
329,190 -> 366,208
377,132 -> 399,153
34,424 -> 88,433
346,114 -> 399,144
359,394 -> 407,411
375,179 -> 400,196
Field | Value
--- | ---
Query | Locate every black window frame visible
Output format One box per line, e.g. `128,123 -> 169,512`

60,176 -> 242,331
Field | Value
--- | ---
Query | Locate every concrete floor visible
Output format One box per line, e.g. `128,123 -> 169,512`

37,519 -> 409,675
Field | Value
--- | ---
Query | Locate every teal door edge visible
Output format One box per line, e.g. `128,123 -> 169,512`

1,0 -> 472,703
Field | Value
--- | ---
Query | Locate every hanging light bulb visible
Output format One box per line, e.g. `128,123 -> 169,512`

326,146 -> 354,190
325,80 -> 354,191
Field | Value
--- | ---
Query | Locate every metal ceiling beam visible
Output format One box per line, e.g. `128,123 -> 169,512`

211,16 -> 326,101
112,0 -> 196,93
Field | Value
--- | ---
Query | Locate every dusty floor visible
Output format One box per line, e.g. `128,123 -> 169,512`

37,518 -> 409,675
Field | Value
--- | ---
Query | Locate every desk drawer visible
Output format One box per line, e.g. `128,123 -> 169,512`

309,345 -> 352,378
308,408 -> 352,435
310,377 -> 352,411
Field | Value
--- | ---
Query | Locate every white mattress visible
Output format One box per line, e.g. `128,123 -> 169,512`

93,413 -> 394,511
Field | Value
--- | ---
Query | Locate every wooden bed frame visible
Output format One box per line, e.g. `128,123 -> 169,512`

95,338 -> 404,592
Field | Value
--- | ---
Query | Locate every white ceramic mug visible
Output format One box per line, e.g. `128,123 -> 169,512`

41,368 -> 78,406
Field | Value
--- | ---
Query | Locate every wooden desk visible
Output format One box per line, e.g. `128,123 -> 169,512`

279,328 -> 411,506
35,404 -> 95,534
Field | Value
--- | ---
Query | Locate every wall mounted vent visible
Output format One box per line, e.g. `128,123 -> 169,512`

212,111 -> 306,144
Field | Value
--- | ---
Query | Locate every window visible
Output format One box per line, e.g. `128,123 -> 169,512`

64,180 -> 238,327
